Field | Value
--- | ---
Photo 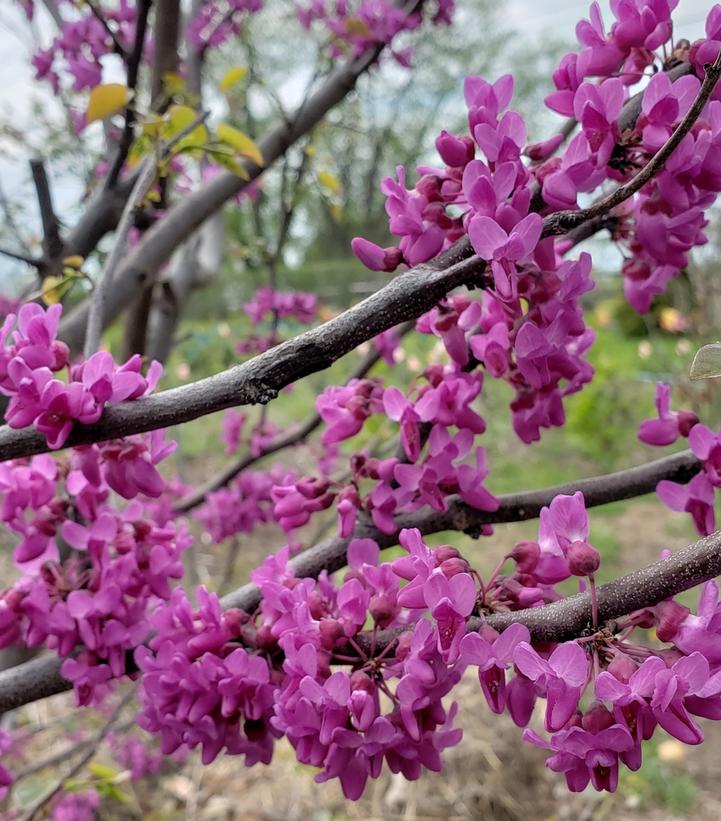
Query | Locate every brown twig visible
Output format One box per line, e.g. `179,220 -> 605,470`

21,686 -> 136,821
173,320 -> 415,512
104,0 -> 153,190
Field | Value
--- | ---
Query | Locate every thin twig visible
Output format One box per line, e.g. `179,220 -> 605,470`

0,248 -> 41,268
84,111 -> 210,358
21,687 -> 136,821
544,51 -> 721,237
83,0 -> 129,60
104,0 -> 153,190
173,321 -> 412,512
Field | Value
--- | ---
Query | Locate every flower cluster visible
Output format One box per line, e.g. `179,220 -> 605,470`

296,0 -> 455,64
135,487 -> 721,799
137,535 -> 467,798
355,2 -> 721,323
637,382 -> 721,535
0,439 -> 189,706
30,0 -> 138,92
0,304 -> 162,449
187,0 -> 263,51
197,465 -> 297,543
244,287 -> 318,327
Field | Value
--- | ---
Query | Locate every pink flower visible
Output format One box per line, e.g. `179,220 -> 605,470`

468,213 -> 543,300
460,623 -> 530,713
514,641 -> 589,731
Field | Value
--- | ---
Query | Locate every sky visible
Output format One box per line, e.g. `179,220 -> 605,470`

0,0 -> 714,283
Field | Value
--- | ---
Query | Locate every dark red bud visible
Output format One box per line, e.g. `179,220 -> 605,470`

678,410 -> 700,437
509,540 -> 540,573
582,702 -> 614,733
567,540 -> 601,577
655,599 -> 690,642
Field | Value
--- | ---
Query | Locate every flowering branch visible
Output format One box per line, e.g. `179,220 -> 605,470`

173,321 -> 416,512
543,49 -> 721,237
0,243 -> 483,461
57,23 -> 415,352
104,0 -> 153,190
0,449 -> 699,714
353,528 -> 721,657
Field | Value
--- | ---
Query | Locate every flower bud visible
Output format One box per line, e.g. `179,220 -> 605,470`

223,608 -> 249,637
567,540 -> 600,576
319,618 -> 343,650
509,540 -> 540,573
435,130 -> 475,167
581,702 -> 614,733
254,623 -> 276,651
655,599 -> 690,642
350,237 -> 403,272
678,410 -> 700,437
433,545 -> 461,564
606,653 -> 638,684
369,593 -> 396,627
440,556 -> 471,578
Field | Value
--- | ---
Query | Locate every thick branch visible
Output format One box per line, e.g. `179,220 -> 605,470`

174,322 -> 415,512
104,0 -> 153,190
29,160 -> 63,263
0,240 -> 482,460
150,0 -> 181,106
59,40 -> 393,351
0,449 -> 705,712
357,528 -> 721,655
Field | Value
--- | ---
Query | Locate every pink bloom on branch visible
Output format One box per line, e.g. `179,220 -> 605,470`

460,623 -> 530,713
638,382 -> 698,447
351,237 -> 403,272
657,472 -> 716,535
513,641 -> 589,731
523,722 -> 633,792
468,213 -> 543,300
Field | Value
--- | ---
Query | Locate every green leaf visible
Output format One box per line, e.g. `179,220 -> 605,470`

216,123 -> 264,166
88,761 -> 120,781
219,65 -> 248,92
689,342 -> 721,380
317,169 -> 341,194
87,84 -> 130,123
164,104 -> 208,150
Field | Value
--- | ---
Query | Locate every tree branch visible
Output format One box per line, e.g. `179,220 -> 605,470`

0,239 -> 483,460
58,37 -> 397,352
83,0 -> 129,61
104,0 -> 153,190
29,159 -> 63,263
353,528 -> 721,656
174,321 -> 415,512
0,449 -> 704,713
0,248 -> 41,268
220,448 -> 701,614
543,52 -> 721,237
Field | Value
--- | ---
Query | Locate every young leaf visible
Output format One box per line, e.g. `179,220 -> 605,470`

219,65 -> 248,92
164,105 -> 208,148
87,84 -> 130,123
689,342 -> 721,380
317,169 -> 341,194
216,123 -> 264,166
41,275 -> 73,305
